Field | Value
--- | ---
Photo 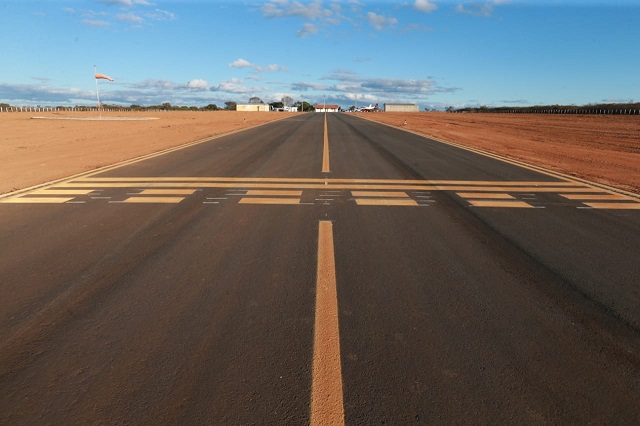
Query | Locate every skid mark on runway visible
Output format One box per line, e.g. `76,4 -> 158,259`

2,177 -> 639,209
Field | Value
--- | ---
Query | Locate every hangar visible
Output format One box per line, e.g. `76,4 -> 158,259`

384,103 -> 419,112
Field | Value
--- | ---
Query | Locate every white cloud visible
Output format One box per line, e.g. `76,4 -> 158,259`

602,98 -> 634,103
455,1 -> 506,17
320,70 -> 459,99
255,64 -> 286,72
0,83 -> 95,105
366,12 -> 398,31
415,0 -> 437,13
99,0 -> 151,6
146,9 -> 176,21
99,0 -> 132,5
186,79 -> 210,90
82,19 -> 109,27
499,99 -> 528,104
323,69 -> 361,83
132,79 -> 181,90
291,81 -> 328,91
116,12 -> 143,23
262,1 -> 332,20
342,93 -> 378,103
74,1 -> 175,28
229,58 -> 253,68
229,59 -> 285,73
298,23 -> 318,37
213,78 -> 252,94
400,23 -> 433,33
261,0 -> 347,37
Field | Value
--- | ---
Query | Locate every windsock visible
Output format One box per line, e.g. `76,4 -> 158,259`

94,73 -> 114,82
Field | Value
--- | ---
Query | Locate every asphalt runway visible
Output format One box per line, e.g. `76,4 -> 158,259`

1,112 -> 639,424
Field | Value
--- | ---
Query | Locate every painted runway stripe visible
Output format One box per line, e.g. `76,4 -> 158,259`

138,189 -> 197,195
323,114 -> 331,173
560,194 -> 634,201
238,198 -> 300,205
0,197 -> 75,204
351,191 -> 409,198
469,200 -> 533,208
456,193 -> 516,199
311,221 -> 344,426
122,197 -> 185,203
245,190 -> 302,196
584,202 -> 640,210
355,199 -> 419,206
30,189 -> 95,195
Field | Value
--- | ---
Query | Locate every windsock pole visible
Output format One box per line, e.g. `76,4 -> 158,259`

94,65 -> 102,118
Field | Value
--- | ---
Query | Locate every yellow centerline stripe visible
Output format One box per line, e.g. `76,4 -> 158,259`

322,113 -> 331,173
311,221 -> 345,426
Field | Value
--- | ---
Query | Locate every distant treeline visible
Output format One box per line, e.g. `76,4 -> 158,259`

0,102 -> 230,112
449,102 -> 640,115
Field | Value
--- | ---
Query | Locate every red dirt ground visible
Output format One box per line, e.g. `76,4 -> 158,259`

0,111 -> 286,195
1,111 -> 638,195
361,112 -> 640,194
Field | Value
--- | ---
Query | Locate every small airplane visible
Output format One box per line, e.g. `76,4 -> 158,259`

360,103 -> 379,112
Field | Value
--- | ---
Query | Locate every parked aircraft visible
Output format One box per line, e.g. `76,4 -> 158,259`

360,103 -> 379,112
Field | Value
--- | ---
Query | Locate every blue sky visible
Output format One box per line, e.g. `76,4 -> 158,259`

1,0 -> 638,110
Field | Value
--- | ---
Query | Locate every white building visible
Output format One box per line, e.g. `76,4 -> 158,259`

236,104 -> 270,112
384,103 -> 419,112
314,104 -> 340,112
